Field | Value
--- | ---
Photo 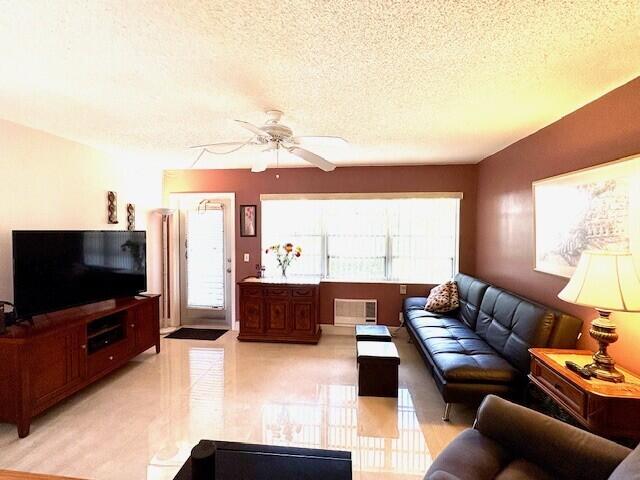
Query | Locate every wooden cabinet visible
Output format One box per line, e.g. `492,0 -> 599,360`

240,296 -> 264,335
291,300 -> 315,334
131,299 -> 160,355
238,279 -> 321,344
265,298 -> 289,335
0,295 -> 160,438
28,325 -> 86,411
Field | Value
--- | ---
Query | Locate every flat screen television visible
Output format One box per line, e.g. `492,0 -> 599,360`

12,230 -> 147,319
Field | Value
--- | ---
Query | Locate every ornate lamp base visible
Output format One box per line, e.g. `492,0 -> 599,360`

587,310 -> 625,383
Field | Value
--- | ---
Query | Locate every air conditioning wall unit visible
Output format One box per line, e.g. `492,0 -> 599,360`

334,299 -> 377,326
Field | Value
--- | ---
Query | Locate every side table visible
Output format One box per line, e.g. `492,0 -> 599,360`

529,348 -> 640,444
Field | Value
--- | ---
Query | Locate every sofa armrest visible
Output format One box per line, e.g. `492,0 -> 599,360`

475,395 -> 630,480
548,313 -> 583,348
403,297 -> 428,312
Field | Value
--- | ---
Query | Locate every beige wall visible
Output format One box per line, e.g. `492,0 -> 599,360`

0,118 -> 164,304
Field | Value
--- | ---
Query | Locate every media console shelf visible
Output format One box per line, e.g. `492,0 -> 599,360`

0,295 -> 160,438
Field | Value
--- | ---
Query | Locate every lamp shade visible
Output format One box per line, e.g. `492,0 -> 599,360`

558,251 -> 640,312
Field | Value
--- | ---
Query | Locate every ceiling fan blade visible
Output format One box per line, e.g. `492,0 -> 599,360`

189,141 -> 254,149
292,135 -> 348,145
235,119 -> 268,138
287,146 -> 336,172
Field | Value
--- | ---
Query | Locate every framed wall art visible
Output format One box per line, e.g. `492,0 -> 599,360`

533,155 -> 640,278
240,205 -> 257,237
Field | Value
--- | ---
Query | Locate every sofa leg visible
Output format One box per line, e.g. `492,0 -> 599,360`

442,403 -> 452,422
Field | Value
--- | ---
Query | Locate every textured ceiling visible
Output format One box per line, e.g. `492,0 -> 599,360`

1,1 -> 639,169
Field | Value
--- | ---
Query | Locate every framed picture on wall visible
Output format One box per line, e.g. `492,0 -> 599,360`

533,155 -> 640,278
240,205 -> 257,237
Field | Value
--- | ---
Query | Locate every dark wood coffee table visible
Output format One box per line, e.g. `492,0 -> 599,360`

355,324 -> 392,342
357,340 -> 400,397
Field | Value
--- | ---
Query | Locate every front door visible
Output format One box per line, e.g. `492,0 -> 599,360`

179,199 -> 232,328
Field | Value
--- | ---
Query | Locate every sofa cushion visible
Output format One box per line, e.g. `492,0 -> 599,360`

424,429 -> 512,480
409,316 -> 466,331
412,318 -> 520,384
609,443 -> 640,480
475,287 -> 555,373
405,309 -> 446,323
453,273 -> 490,329
426,472 -> 462,480
428,344 -> 520,383
494,459 -> 555,480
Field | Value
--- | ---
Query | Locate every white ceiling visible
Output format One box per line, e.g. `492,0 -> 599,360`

1,1 -> 639,169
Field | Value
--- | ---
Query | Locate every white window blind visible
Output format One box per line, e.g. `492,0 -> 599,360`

261,196 -> 460,283
186,208 -> 225,309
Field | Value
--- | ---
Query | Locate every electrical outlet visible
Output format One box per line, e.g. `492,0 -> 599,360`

399,284 -> 407,295
243,253 -> 250,262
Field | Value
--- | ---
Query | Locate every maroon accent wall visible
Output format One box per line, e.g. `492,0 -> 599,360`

476,76 -> 640,371
164,165 -> 477,326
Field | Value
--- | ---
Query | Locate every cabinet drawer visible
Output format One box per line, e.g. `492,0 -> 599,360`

87,338 -> 132,379
534,361 -> 586,417
292,287 -> 314,298
240,286 -> 263,297
266,287 -> 289,297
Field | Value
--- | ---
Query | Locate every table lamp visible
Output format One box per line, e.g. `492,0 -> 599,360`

558,250 -> 640,383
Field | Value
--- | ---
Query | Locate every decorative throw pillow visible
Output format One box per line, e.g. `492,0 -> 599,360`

425,281 -> 459,313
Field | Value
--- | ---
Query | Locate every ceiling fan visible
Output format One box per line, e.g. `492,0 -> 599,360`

190,110 -> 347,172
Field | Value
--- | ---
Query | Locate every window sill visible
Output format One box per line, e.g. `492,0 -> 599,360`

320,278 -> 436,286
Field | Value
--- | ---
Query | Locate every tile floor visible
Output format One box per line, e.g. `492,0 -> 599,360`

0,329 -> 475,479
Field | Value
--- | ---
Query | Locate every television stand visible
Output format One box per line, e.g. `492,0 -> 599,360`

0,295 -> 160,438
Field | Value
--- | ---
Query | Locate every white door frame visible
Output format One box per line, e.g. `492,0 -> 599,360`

168,192 -> 236,330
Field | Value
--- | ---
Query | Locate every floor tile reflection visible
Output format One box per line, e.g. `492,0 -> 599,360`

262,386 -> 430,476
0,330 -> 474,480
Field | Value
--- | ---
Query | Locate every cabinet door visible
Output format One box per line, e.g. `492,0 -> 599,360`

240,297 -> 264,334
290,300 -> 316,335
28,325 -> 86,410
133,301 -> 159,353
265,298 -> 289,335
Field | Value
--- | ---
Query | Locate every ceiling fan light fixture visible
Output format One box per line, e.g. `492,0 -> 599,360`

251,148 -> 272,173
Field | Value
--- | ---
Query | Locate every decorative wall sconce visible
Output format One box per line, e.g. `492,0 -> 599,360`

126,203 -> 135,231
107,191 -> 118,224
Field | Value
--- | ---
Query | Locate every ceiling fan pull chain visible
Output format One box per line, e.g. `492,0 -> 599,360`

191,148 -> 207,168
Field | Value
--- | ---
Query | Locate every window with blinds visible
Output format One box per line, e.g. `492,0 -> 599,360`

261,196 -> 460,283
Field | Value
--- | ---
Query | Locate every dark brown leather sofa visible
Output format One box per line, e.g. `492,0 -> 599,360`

403,273 -> 582,420
425,395 -> 639,480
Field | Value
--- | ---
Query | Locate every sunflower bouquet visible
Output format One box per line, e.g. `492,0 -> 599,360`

265,243 -> 302,277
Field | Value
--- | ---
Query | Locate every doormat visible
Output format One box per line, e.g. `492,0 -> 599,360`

165,328 -> 228,341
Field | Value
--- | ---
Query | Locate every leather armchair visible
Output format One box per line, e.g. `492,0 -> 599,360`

425,395 -> 638,480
